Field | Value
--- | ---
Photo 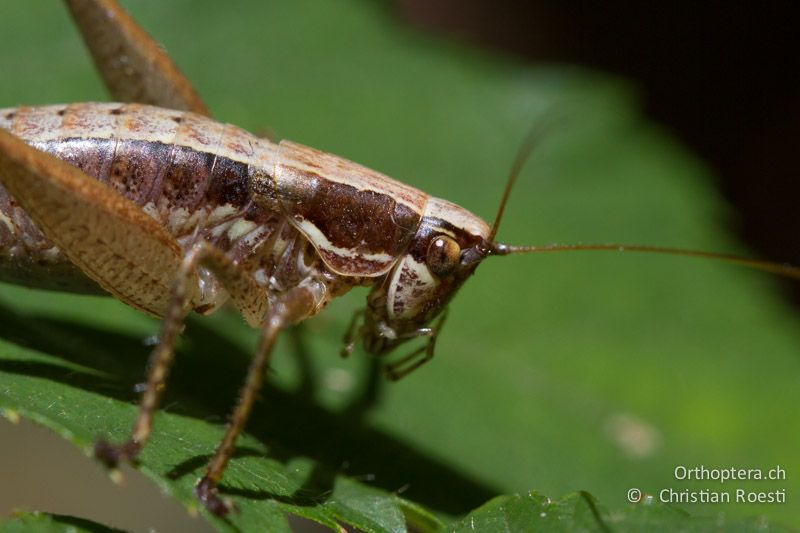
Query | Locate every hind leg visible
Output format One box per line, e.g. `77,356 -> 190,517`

64,0 -> 209,115
94,241 -> 270,466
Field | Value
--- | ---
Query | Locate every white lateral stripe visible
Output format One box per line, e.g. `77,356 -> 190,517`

295,218 -> 394,262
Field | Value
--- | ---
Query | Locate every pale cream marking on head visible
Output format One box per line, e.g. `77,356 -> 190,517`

386,255 -> 437,320
434,227 -> 456,239
425,197 -> 491,239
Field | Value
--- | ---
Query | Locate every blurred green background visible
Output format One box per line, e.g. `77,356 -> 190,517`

0,1 -> 798,530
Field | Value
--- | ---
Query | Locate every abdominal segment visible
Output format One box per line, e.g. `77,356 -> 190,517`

0,103 -> 316,297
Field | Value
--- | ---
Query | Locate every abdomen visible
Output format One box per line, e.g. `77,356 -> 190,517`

0,102 -> 279,293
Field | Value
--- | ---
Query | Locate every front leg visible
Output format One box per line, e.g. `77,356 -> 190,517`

384,310 -> 449,381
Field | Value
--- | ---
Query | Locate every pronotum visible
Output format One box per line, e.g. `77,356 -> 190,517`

0,0 -> 798,518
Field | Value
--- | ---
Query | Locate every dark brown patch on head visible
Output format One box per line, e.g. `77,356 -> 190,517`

172,116 -> 183,124
110,107 -> 124,116
56,108 -> 66,117
5,112 -> 15,120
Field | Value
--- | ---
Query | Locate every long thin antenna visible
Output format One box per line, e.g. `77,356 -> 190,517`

491,242 -> 800,280
489,117 -> 800,281
489,119 -> 557,242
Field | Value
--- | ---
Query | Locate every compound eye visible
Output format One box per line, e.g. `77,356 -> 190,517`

427,235 -> 461,276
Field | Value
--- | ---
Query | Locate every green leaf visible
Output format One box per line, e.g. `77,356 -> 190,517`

0,511 -> 125,533
452,492 -> 613,533
453,492 -> 789,533
1,0 -> 799,531
0,305 -> 444,531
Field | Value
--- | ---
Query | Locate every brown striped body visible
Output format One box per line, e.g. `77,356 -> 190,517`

0,104 -> 283,302
7,4 -> 796,518
0,103 -> 493,334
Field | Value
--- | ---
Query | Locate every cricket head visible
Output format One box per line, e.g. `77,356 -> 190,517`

350,124 -> 553,381
362,197 -> 493,356
347,116 -> 800,379
357,124 -> 553,367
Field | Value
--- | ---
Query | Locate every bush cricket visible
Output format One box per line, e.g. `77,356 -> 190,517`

0,0 -> 798,517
